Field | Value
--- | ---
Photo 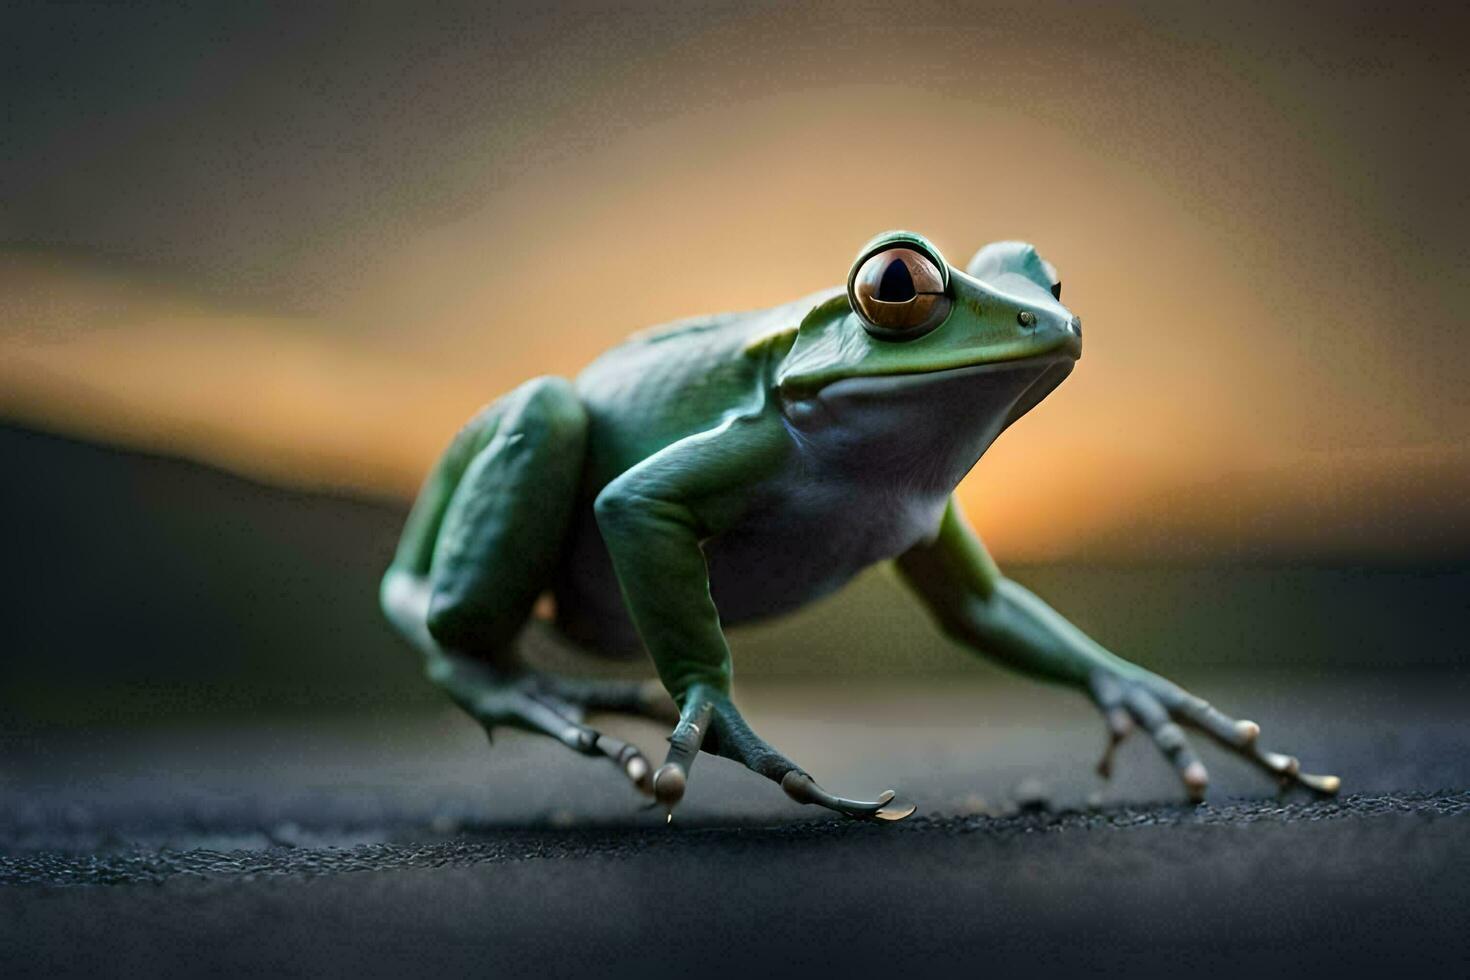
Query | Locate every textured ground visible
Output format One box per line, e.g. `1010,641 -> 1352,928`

2,671 -> 1468,977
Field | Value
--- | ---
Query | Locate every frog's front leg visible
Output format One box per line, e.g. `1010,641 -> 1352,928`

895,499 -> 1340,801
594,415 -> 915,821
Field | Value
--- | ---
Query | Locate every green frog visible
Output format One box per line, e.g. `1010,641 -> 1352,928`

380,230 -> 1338,821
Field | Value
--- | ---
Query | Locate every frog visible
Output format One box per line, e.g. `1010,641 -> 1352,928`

379,229 -> 1339,821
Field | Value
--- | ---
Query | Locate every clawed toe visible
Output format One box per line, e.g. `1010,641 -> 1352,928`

587,732 -> 655,796
781,771 -> 917,822
1175,701 -> 1339,797
646,688 -> 917,825
1253,744 -> 1339,795
1297,772 -> 1341,794
612,743 -> 654,795
873,799 -> 919,821
1181,760 -> 1209,802
1222,719 -> 1338,796
1091,671 -> 1340,801
652,762 -> 687,806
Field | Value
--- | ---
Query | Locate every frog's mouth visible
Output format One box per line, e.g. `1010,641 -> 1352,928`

815,352 -> 1074,430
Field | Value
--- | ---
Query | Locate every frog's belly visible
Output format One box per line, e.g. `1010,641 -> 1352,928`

706,479 -> 946,623
550,476 -> 947,656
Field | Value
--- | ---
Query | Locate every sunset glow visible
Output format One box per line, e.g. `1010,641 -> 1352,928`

3,3 -> 1464,561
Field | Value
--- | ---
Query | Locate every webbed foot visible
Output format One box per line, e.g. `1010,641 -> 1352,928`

1090,670 -> 1340,801
654,684 -> 917,823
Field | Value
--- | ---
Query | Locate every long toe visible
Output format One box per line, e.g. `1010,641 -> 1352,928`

593,733 -> 655,795
653,696 -> 715,820
1172,697 -> 1340,796
781,771 -> 917,822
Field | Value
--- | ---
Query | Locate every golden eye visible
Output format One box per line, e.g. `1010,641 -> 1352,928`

850,246 -> 950,338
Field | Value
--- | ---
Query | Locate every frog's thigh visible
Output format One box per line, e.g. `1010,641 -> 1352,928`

425,376 -> 588,657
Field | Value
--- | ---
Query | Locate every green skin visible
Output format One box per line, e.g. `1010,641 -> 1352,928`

380,230 -> 1338,821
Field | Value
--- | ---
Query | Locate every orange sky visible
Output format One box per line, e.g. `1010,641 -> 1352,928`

2,2 -> 1466,561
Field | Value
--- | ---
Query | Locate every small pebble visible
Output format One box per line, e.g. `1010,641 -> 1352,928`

1014,778 -> 1052,813
958,793 -> 992,816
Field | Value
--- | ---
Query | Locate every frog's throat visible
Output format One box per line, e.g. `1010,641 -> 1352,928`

790,353 -> 1074,491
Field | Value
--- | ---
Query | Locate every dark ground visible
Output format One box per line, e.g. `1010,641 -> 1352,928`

3,673 -> 1468,978
2,425 -> 1467,977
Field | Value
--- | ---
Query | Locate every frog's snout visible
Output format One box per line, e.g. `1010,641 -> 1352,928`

1032,309 -> 1082,359
1049,311 -> 1083,357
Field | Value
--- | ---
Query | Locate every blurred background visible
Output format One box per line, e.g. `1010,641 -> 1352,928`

1,0 -> 1466,728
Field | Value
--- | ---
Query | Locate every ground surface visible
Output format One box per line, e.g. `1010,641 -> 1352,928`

3,671 -> 1468,978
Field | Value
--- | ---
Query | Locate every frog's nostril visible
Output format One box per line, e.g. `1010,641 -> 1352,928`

1070,315 -> 1082,338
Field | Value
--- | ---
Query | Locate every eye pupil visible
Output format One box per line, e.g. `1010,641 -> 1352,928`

850,244 -> 950,340
876,258 -> 917,302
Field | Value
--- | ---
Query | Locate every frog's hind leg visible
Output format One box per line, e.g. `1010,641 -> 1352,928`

380,376 -> 663,795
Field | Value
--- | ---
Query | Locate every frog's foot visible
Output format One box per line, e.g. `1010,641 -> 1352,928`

1090,670 -> 1341,802
652,684 -> 917,823
427,653 -> 657,795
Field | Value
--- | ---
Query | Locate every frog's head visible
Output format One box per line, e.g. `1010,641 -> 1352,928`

776,230 -> 1081,488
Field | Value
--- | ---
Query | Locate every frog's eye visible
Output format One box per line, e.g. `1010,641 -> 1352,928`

850,246 -> 951,340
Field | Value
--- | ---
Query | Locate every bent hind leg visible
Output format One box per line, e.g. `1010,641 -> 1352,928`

380,377 -> 669,794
